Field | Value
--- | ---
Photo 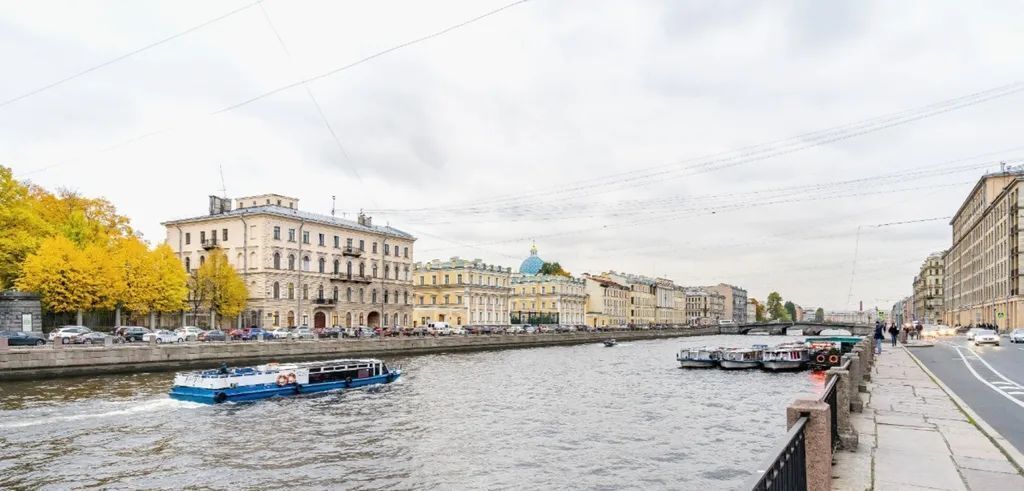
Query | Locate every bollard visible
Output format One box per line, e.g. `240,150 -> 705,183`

786,399 -> 832,491
0,336 -> 8,352
826,367 -> 859,450
850,347 -> 869,391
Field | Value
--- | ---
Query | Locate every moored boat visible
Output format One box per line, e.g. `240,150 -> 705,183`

603,339 -> 617,347
761,344 -> 810,371
676,346 -> 721,368
719,347 -> 763,369
169,358 -> 400,404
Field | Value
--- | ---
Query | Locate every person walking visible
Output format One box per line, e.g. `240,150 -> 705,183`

874,322 -> 885,354
889,322 -> 899,347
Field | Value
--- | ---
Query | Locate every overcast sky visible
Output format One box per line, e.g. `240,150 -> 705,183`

3,0 -> 1023,311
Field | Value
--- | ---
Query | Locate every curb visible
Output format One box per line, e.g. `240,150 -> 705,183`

903,346 -> 1024,474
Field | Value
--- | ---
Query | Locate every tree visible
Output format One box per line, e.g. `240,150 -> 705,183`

16,236 -> 115,324
784,301 -> 797,322
755,303 -> 767,322
149,244 -> 188,314
109,237 -> 160,325
814,307 -> 825,322
539,262 -> 571,277
766,292 -> 790,322
0,167 -> 51,288
190,249 -> 247,325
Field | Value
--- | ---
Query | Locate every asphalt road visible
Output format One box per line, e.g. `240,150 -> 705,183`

910,335 -> 1024,456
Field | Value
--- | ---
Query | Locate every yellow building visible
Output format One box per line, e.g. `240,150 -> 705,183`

605,271 -> 656,327
163,194 -> 415,329
412,257 -> 511,327
583,273 -> 629,327
510,274 -> 586,325
944,169 -> 1024,329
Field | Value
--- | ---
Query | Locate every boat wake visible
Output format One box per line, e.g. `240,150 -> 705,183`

0,397 -> 203,429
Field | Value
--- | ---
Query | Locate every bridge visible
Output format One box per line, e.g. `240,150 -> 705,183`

724,322 -> 872,336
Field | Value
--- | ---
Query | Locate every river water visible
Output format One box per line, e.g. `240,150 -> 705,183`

0,335 -> 824,490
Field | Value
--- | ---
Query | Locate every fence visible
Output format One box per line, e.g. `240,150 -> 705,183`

748,416 -> 809,491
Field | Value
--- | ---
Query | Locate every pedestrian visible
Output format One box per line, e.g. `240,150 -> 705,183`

916,324 -> 923,339
888,323 -> 899,347
874,323 -> 885,354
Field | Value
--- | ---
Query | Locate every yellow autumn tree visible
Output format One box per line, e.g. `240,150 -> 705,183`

149,244 -> 188,314
191,249 -> 247,322
17,236 -> 115,324
0,167 -> 52,288
109,237 -> 160,324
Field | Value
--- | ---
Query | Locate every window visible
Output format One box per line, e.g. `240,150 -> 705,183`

318,285 -> 324,299
273,282 -> 280,299
404,291 -> 408,304
273,252 -> 281,269
184,257 -> 191,272
359,239 -> 365,251
457,274 -> 462,284
359,288 -> 364,303
347,261 -> 353,277
347,238 -> 353,248
372,290 -> 378,303
359,262 -> 365,276
420,276 -> 425,286
372,242 -> 378,253
431,295 -> 437,305
346,288 -> 352,302
457,295 -> 462,305
199,256 -> 205,266
419,296 -> 424,305
444,295 -> 449,304
318,257 -> 326,273
303,284 -> 309,300
444,275 -> 449,285
303,231 -> 310,244
273,311 -> 280,326
333,286 -> 339,301
372,264 -> 378,278
288,255 -> 295,270
288,283 -> 295,300
404,247 -> 409,258
334,235 -> 340,248
432,275 -> 437,285
318,233 -> 325,246
303,256 -> 310,271
288,229 -> 296,242
385,264 -> 390,279
333,259 -> 340,274
185,232 -> 191,245
222,228 -> 228,241
384,290 -> 390,303
385,244 -> 390,256
200,231 -> 206,243
273,226 -> 281,240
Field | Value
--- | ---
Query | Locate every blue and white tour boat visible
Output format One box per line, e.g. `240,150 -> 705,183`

169,358 -> 401,404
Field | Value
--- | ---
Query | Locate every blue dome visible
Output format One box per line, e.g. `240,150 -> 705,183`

519,244 -> 544,275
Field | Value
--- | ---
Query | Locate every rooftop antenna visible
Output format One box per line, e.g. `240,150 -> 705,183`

218,165 -> 228,198
331,195 -> 336,216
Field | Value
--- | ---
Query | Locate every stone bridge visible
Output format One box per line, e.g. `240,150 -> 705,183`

724,322 -> 872,336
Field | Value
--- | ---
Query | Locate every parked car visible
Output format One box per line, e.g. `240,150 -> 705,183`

524,325 -> 537,334
428,322 -> 452,336
537,325 -> 553,334
116,326 -> 151,342
973,330 -> 1000,346
450,326 -> 466,336
317,327 -> 342,339
966,328 -> 981,341
0,330 -> 47,346
49,326 -> 93,344
291,326 -> 316,340
176,326 -> 204,341
241,327 -> 274,341
270,327 -> 293,339
73,332 -> 121,345
1010,329 -> 1024,344
143,330 -> 184,344
506,325 -> 524,335
199,329 -> 227,342
410,326 -> 428,336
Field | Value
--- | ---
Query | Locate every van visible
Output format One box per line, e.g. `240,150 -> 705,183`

428,322 -> 452,336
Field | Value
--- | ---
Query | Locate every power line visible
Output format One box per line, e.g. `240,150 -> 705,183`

17,0 -> 533,177
0,0 -> 264,110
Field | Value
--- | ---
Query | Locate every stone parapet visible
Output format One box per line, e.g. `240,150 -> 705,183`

786,399 -> 832,491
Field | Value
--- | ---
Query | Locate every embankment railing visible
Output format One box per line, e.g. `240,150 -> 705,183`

746,416 -> 809,491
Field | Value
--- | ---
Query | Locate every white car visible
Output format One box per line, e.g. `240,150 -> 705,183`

966,328 -> 981,341
974,330 -> 1000,346
291,326 -> 316,340
49,326 -> 92,344
450,326 -> 466,336
428,323 -> 452,336
176,326 -> 204,341
1010,329 -> 1024,343
270,328 -> 293,339
143,330 -> 184,344
506,325 -> 524,335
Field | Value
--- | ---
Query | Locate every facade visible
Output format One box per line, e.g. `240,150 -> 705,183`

684,287 -> 725,325
943,169 -> 1024,329
654,278 -> 684,325
510,275 -> 586,325
912,252 -> 945,324
0,291 -> 41,333
582,273 -> 629,327
163,194 -> 415,330
823,310 -> 875,324
413,257 -> 511,327
891,297 -> 911,327
706,283 -> 748,323
605,272 -> 656,326
747,299 -> 758,323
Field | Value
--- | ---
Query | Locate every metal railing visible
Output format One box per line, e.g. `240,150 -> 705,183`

746,416 -> 808,491
821,374 -> 840,452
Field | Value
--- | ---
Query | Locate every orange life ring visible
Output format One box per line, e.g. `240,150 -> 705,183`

286,373 -> 297,384
828,354 -> 839,364
815,354 -> 826,363
276,374 -> 288,386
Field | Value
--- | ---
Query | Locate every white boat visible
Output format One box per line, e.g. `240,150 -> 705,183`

719,347 -> 763,369
676,347 -> 721,368
761,344 -> 810,371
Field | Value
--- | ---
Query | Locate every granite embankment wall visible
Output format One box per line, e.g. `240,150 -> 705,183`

0,327 -> 720,381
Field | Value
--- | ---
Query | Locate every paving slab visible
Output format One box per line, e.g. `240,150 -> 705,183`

961,468 -> 1024,489
953,455 -> 1019,474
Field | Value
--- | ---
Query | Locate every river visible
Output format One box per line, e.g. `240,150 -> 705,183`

0,335 -> 824,490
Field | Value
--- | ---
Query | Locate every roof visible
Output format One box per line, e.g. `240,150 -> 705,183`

162,205 -> 415,240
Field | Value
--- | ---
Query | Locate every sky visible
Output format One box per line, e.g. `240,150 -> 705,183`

2,0 -> 1023,311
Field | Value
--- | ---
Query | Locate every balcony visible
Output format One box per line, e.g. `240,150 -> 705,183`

330,273 -> 373,284
342,246 -> 363,257
201,239 -> 220,250
313,298 -> 336,305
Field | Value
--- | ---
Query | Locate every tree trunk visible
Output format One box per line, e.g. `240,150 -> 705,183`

210,310 -> 217,329
76,309 -> 83,325
115,306 -> 121,328
149,312 -> 156,329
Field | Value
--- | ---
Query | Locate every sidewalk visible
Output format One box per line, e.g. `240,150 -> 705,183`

832,346 -> 1024,490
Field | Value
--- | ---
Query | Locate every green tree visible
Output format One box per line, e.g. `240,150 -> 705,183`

784,301 -> 797,322
766,292 -> 790,322
815,307 -> 825,322
538,262 -> 571,277
752,300 -> 766,322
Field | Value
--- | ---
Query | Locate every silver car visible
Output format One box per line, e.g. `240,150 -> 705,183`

1010,329 -> 1024,343
973,329 -> 1000,346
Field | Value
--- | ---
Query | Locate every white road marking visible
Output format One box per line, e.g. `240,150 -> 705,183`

953,347 -> 1024,410
1007,391 -> 1024,396
963,346 -> 1024,389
